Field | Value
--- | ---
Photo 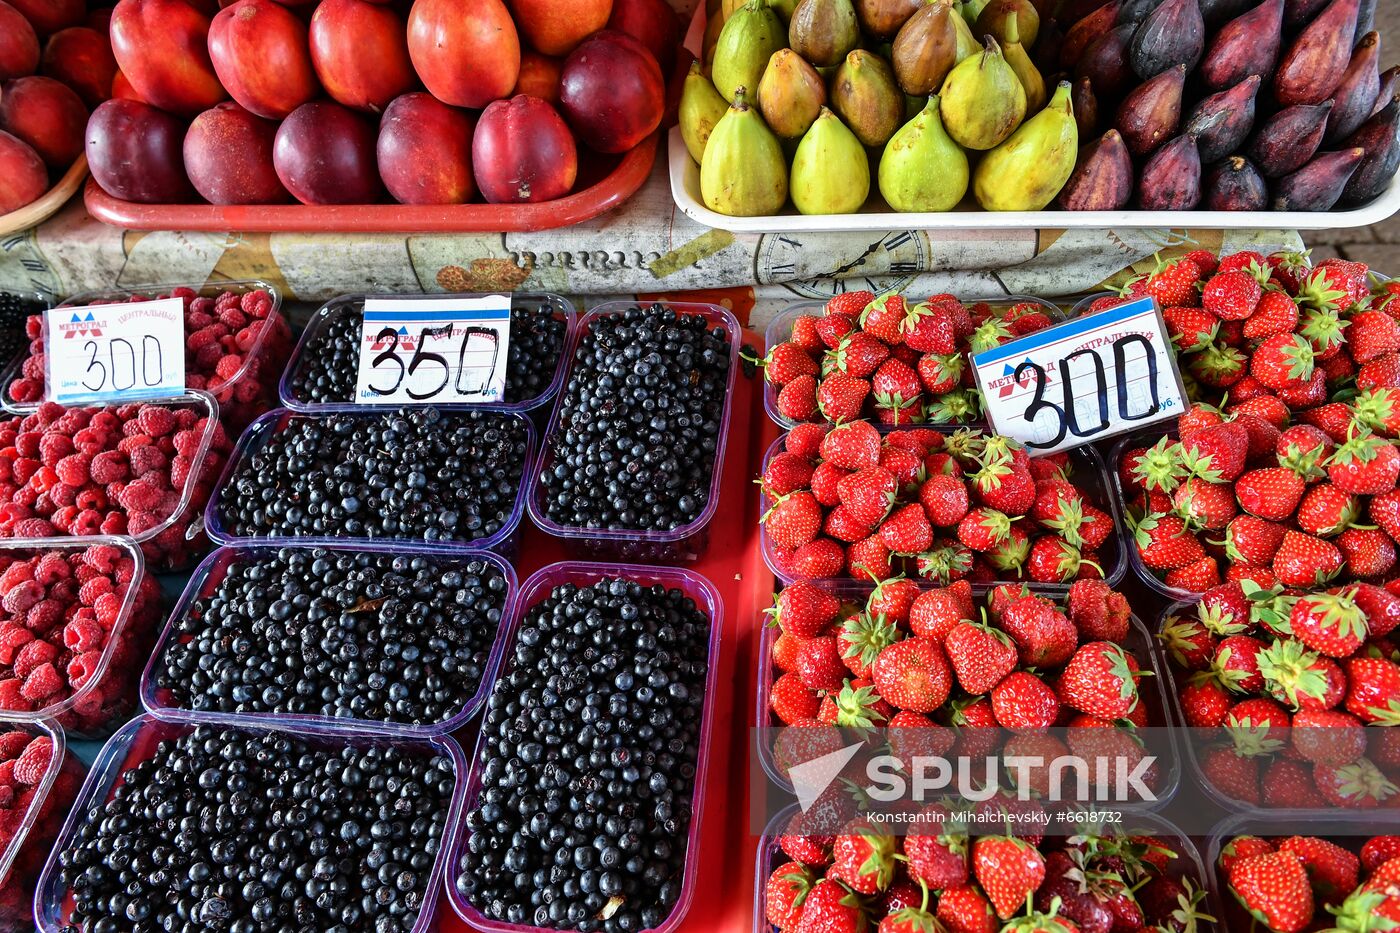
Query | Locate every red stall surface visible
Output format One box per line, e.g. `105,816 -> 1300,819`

440,308 -> 776,933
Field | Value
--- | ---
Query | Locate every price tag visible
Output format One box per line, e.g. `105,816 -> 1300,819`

353,296 -> 511,405
971,297 -> 1188,455
44,298 -> 186,405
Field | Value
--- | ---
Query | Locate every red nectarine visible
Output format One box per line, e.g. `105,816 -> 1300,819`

508,0 -> 611,57
0,130 -> 46,212
377,92 -> 475,205
559,30 -> 662,154
109,0 -> 227,115
87,97 -> 193,202
273,100 -> 382,204
210,0 -> 318,119
0,1 -> 39,81
184,100 -> 289,203
407,0 -> 518,109
0,75 -> 87,167
40,26 -> 117,107
473,95 -> 577,204
310,0 -> 415,113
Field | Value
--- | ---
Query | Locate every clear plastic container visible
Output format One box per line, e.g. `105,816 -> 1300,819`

753,803 -> 1220,933
139,543 -> 518,737
2,280 -> 291,432
34,712 -> 467,933
758,428 -> 1128,590
1108,429 -> 1210,602
278,292 -> 577,414
0,537 -> 163,739
762,295 -> 1067,430
1204,813 -> 1400,932
754,590 -> 1181,808
527,301 -> 741,564
204,406 -> 536,554
0,719 -> 82,931
445,560 -> 725,933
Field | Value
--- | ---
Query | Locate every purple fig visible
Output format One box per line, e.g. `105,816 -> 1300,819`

1058,129 -> 1134,209
1117,0 -> 1162,22
1325,30 -> 1381,143
1377,66 -> 1400,117
1116,63 -> 1185,156
1275,0 -> 1361,106
1200,0 -> 1255,26
1248,101 -> 1333,177
1064,0 -> 1113,19
1129,0 -> 1204,81
1284,0 -> 1329,29
1199,0 -> 1283,92
1060,1 -> 1120,70
1204,156 -> 1269,210
1034,17 -> 1065,75
1357,0 -> 1375,36
1272,147 -> 1365,210
1340,93 -> 1400,205
1137,133 -> 1201,209
1076,22 -> 1136,98
1186,74 -> 1261,163
1073,76 -> 1100,136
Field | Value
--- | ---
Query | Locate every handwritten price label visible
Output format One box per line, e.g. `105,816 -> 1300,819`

971,297 -> 1188,455
44,298 -> 186,405
353,296 -> 511,405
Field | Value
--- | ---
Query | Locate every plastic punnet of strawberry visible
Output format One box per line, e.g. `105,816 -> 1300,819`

758,803 -> 1217,933
1115,395 -> 1400,597
0,720 -> 82,929
759,422 -> 1124,589
1091,250 -> 1400,419
1210,823 -> 1400,933
757,292 -> 1064,429
759,576 -> 1179,809
1159,579 -> 1400,812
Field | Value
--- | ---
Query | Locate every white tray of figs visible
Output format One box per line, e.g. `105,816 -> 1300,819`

672,0 -> 1400,233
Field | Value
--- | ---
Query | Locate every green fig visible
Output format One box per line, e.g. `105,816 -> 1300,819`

949,7 -> 980,61
958,0 -> 991,24
790,0 -> 862,67
975,0 -> 1040,48
940,35 -> 1027,149
702,87 -> 790,216
759,49 -> 827,138
832,50 -> 906,147
681,61 -> 730,163
712,0 -> 785,103
974,80 -> 1079,210
791,107 -> 871,213
1001,16 -> 1046,112
891,0 -> 961,95
769,0 -> 800,19
878,95 -> 969,211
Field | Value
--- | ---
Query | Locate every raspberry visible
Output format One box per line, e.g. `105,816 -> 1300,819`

54,452 -> 90,486
172,431 -> 202,457
185,324 -> 222,353
116,433 -> 152,453
0,625 -> 32,664
128,445 -> 167,477
67,650 -> 99,688
72,508 -> 102,535
0,562 -> 33,591
189,296 -> 215,317
20,353 -> 43,379
136,406 -> 176,437
23,315 -> 39,339
92,591 -> 122,629
214,353 -> 244,380
12,736 -> 52,785
0,759 -> 13,786
25,599 -> 61,634
88,451 -> 126,488
12,638 -> 57,678
126,510 -> 161,536
37,433 -> 73,467
7,378 -> 39,402
63,618 -> 103,652
52,410 -> 89,435
11,458 -> 37,484
13,486 -> 39,508
242,290 -> 273,318
217,306 -> 246,329
170,456 -> 191,490
170,286 -> 197,303
75,487 -> 106,511
235,322 -> 262,353
19,662 -> 61,701
99,512 -> 126,535
89,411 -> 119,433
214,292 -> 239,312
48,482 -> 77,507
77,576 -> 113,606
117,480 -> 164,512
83,544 -> 121,573
0,677 -> 26,710
1,580 -> 41,614
0,731 -> 29,760
194,343 -> 223,370
34,553 -> 70,584
11,518 -> 53,537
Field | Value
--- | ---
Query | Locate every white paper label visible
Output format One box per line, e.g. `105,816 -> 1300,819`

971,297 -> 1188,455
44,298 -> 186,405
353,296 -> 511,405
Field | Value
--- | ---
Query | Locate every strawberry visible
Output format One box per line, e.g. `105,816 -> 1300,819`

1235,467 -> 1306,521
1352,387 -> 1400,437
1290,708 -> 1366,767
827,291 -> 877,318
936,886 -> 997,933
791,315 -> 825,353
1222,514 -> 1287,566
1141,256 -> 1202,308
1165,556 -> 1221,592
1264,249 -> 1307,289
1302,258 -> 1369,311
1133,513 -> 1205,570
1180,421 -> 1249,481
1216,250 -> 1267,277
871,638 -> 950,713
788,423 -> 830,459
818,373 -> 871,422
765,491 -> 823,550
1372,488 -> 1400,541
1164,306 -> 1219,351
771,673 -> 821,724
1229,852 -> 1314,933
908,583 -> 973,642
822,421 -> 883,471
1360,352 -> 1400,393
900,301 -> 960,354
918,474 -> 969,527
778,375 -> 820,421
990,671 -> 1060,733
1348,308 -> 1400,363
759,342 -> 820,386
1186,248 -> 1220,275
1187,342 -> 1246,388
785,538 -> 845,580
1214,634 -> 1267,693
1058,642 -> 1143,720
1273,530 -> 1344,587
826,332 -> 891,378
1025,536 -> 1097,584
795,879 -> 869,933
861,294 -> 908,345
809,462 -> 849,508
795,636 -> 847,692
1362,836 -> 1400,872
838,467 -> 898,526
1000,596 -> 1076,668
817,312 -> 858,349
866,577 -> 921,625
1314,757 -> 1397,808
763,452 -> 817,498
838,612 -> 898,680
1065,579 -> 1130,643
1326,432 -> 1400,495
1295,483 -> 1360,537
956,507 -> 1011,552
849,536 -> 893,583
1204,270 -> 1262,319
1179,675 -> 1231,727
1290,591 -> 1370,658
1225,696 -> 1291,757
969,459 -> 1036,517
1251,333 -> 1316,390
1338,526 -> 1397,578
1159,614 -> 1216,669
1172,476 -> 1237,530
901,808 -> 968,891
878,891 -> 940,933
879,503 -> 933,554
1258,638 -> 1346,711
1203,744 -> 1261,803
916,352 -> 963,396
773,632 -> 803,673
772,581 -> 841,638
910,543 -> 974,586
1345,656 -> 1400,724
766,862 -> 816,929
878,445 -> 923,487
971,834 -> 1046,920
1260,758 -> 1331,809
943,621 -> 1016,695
1243,289 -> 1301,340
832,819 -> 896,895
826,506 -> 874,543
1300,401 -> 1360,443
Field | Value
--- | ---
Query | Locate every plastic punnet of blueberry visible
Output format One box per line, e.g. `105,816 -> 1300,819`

156,547 -> 511,726
217,407 -> 529,544
290,302 -> 568,406
56,725 -> 455,932
456,577 -> 710,933
542,304 -> 730,533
